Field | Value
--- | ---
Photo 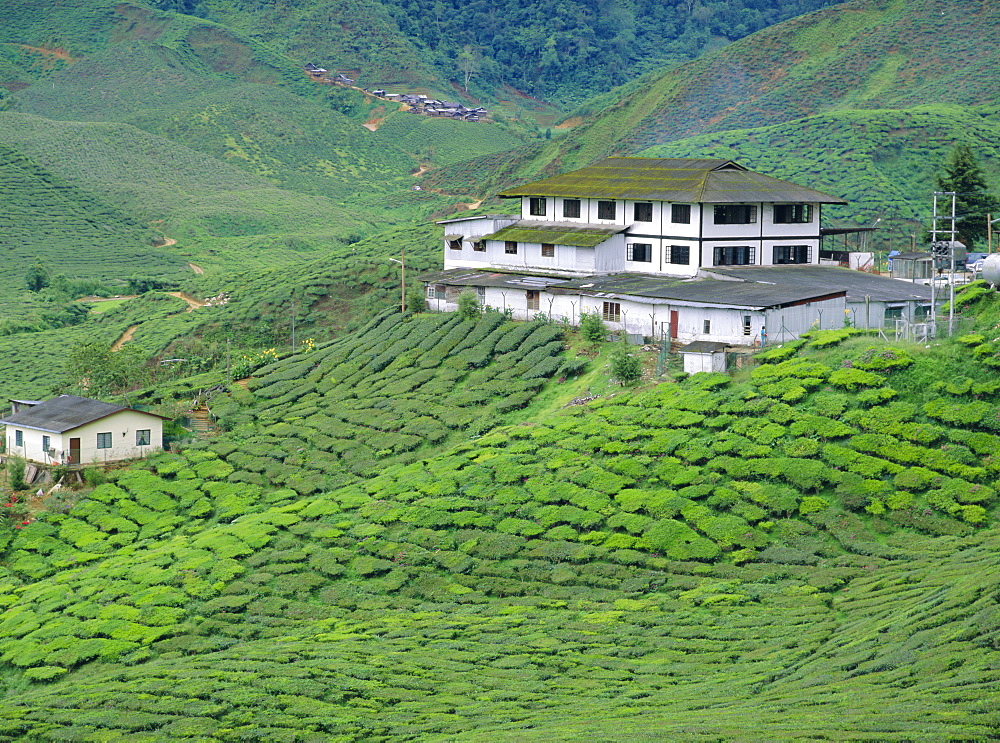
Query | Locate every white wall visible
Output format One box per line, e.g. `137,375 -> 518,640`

683,352 -> 727,374
5,410 -> 163,466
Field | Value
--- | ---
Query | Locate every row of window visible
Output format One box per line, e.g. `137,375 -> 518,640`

528,198 -> 812,225
11,430 -> 152,449
625,244 -> 811,266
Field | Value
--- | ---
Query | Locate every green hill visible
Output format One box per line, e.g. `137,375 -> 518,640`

4,295 -> 1000,736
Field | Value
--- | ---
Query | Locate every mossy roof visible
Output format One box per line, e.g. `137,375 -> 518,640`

482,220 -> 625,247
498,157 -> 848,204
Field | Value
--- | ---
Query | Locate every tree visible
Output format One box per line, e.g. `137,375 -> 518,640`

25,263 -> 50,292
935,144 -> 999,247
610,340 -> 642,385
456,289 -> 481,320
579,311 -> 607,344
457,45 -> 481,93
67,342 -> 149,403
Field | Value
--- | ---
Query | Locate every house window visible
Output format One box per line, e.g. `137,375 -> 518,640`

714,246 -> 755,266
669,245 -> 690,265
527,291 -> 540,311
475,286 -> 486,302
541,243 -> 555,257
473,240 -> 486,252
915,304 -> 931,320
743,316 -> 752,336
14,430 -> 23,447
597,200 -> 617,220
626,243 -> 652,262
633,202 -> 653,222
671,204 -> 691,224
885,306 -> 904,321
703,320 -> 712,334
773,245 -> 811,264
97,432 -> 112,450
505,241 -> 518,254
529,197 -> 546,216
714,205 -> 757,224
448,239 -> 462,250
426,284 -> 446,300
136,429 -> 151,446
602,302 -> 621,323
42,435 -> 51,452
773,204 -> 812,223
563,199 -> 581,218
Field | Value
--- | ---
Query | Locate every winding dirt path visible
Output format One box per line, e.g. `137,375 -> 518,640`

160,236 -> 177,247
413,164 -> 429,177
166,292 -> 206,312
110,293 -> 206,351
188,262 -> 204,275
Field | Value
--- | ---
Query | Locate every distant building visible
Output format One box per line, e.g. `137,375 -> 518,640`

1,395 -> 167,466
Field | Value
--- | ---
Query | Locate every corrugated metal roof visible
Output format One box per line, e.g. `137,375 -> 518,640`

417,268 -> 569,289
0,395 -> 135,433
550,273 -> 843,308
703,266 -> 933,303
679,341 -> 729,353
482,220 -> 625,247
498,157 -> 847,204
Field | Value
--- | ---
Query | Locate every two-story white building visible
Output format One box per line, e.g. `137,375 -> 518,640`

426,157 -> 932,344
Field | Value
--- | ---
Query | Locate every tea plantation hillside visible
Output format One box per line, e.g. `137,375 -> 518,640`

0,144 -> 189,309
3,304 -> 1000,737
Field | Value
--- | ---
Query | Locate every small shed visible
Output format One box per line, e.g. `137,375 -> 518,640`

679,341 -> 728,374
889,252 -> 934,281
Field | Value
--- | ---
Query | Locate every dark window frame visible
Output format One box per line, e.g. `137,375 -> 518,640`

541,243 -> 555,257
562,199 -> 581,219
136,429 -> 151,446
14,430 -> 23,447
671,204 -> 691,224
448,239 -> 463,250
529,197 -> 547,216
527,290 -> 540,311
714,204 -> 757,224
773,203 -> 812,224
669,245 -> 690,265
42,434 -> 51,452
626,243 -> 652,262
96,432 -> 112,450
713,246 -> 755,266
505,241 -> 518,254
633,202 -> 653,222
772,245 -> 811,265
472,240 -> 486,252
597,200 -> 617,220
703,320 -> 712,334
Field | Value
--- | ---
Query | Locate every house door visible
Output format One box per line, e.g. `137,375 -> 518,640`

669,310 -> 679,339
68,438 -> 81,465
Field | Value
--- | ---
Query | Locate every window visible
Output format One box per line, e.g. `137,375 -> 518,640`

885,306 -> 904,321
597,200 -> 617,220
602,302 -> 621,322
473,240 -> 486,252
505,241 -> 518,254
626,243 -> 652,262
743,316 -> 752,336
563,199 -> 581,218
448,239 -> 462,250
97,432 -> 112,450
714,204 -> 757,224
671,204 -> 691,224
14,430 -> 22,447
42,435 -> 51,452
773,204 -> 812,223
915,304 -> 931,320
541,243 -> 555,257
475,286 -> 486,302
669,245 -> 690,265
633,202 -> 653,222
136,429 -> 151,446
426,284 -> 446,300
527,291 -> 540,311
703,320 -> 711,334
714,246 -> 755,266
773,245 -> 811,264
529,197 -> 546,216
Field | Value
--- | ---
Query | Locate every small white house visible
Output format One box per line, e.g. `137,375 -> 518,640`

1,395 -> 167,466
679,341 -> 728,374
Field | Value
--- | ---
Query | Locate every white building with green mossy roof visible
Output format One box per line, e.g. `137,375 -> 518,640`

426,157 -> 933,346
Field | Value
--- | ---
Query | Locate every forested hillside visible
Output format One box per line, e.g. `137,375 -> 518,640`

4,292 -> 1000,737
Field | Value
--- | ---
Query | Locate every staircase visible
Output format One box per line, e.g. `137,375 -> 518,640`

188,407 -> 217,436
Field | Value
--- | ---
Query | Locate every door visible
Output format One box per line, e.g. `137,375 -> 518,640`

669,310 -> 679,339
68,438 -> 81,465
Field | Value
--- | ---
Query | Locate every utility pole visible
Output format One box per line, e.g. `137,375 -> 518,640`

389,249 -> 406,313
930,191 -> 957,337
989,213 -> 994,254
291,295 -> 296,352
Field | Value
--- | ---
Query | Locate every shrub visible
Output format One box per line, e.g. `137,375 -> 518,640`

456,290 -> 481,320
610,342 -> 642,384
578,311 -> 607,343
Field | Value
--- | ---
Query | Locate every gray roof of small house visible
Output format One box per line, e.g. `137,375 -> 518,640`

703,265 -> 933,303
0,395 -> 164,433
417,268 -> 569,290
679,341 -> 728,354
498,157 -> 847,205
